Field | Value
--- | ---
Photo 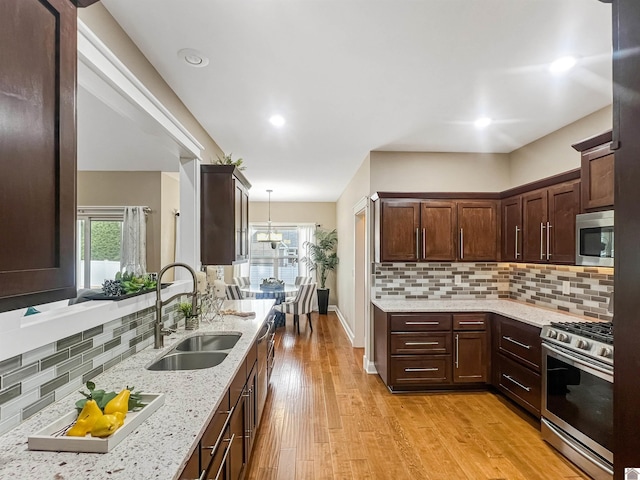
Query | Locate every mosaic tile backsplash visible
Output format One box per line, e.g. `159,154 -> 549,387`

0,300 -> 185,437
373,262 -> 614,321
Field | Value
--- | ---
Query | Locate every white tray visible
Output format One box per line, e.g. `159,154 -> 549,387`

28,393 -> 164,453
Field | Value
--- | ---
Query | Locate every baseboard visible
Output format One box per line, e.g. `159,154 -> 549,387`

330,305 -> 355,345
362,355 -> 377,374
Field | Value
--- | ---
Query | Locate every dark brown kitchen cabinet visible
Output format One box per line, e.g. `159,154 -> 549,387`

572,131 -> 614,212
501,196 -> 522,261
0,0 -> 78,312
491,314 -> 541,417
374,307 -> 490,390
521,180 -> 580,264
453,314 -> 489,384
374,197 -> 497,263
201,165 -> 251,265
457,201 -> 498,261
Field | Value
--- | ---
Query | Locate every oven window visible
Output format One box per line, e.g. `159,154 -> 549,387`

579,226 -> 614,258
546,355 -> 613,453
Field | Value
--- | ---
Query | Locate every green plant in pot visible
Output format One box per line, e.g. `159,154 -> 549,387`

178,301 -> 199,330
303,228 -> 338,315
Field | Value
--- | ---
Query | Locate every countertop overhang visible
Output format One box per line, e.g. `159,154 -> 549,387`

0,298 -> 274,480
371,298 -> 600,328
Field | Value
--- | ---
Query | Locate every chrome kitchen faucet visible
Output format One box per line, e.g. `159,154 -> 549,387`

154,262 -> 199,349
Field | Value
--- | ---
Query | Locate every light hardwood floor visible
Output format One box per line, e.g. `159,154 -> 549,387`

246,312 -> 588,480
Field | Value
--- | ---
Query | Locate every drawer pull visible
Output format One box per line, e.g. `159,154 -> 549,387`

502,374 -> 531,392
459,321 -> 485,325
502,335 -> 531,350
405,321 -> 439,325
214,434 -> 235,480
404,367 -> 438,372
202,406 -> 235,457
404,341 -> 439,346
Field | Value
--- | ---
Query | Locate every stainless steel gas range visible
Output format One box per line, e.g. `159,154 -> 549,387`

540,321 -> 613,480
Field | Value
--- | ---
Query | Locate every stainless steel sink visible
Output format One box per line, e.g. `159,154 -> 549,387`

146,351 -> 228,371
174,333 -> 242,352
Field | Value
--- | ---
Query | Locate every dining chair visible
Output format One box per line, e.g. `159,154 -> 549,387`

285,276 -> 314,302
225,284 -> 243,300
274,283 -> 317,334
233,276 -> 250,287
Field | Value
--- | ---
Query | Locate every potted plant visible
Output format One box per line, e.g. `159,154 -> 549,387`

178,301 -> 199,330
215,153 -> 246,171
303,228 -> 338,315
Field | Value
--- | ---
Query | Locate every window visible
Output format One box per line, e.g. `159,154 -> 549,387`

248,225 -> 314,284
77,209 -> 124,289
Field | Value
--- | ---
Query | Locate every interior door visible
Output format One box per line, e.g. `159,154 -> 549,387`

421,201 -> 457,261
521,189 -> 548,263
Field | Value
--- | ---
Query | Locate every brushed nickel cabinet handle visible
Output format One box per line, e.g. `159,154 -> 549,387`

546,221 -> 552,260
202,406 -> 235,456
405,321 -> 439,325
416,228 -> 420,259
422,228 -> 426,259
515,226 -> 521,259
405,367 -> 438,372
502,335 -> 531,350
455,334 -> 459,368
540,223 -> 545,260
503,374 -> 531,392
405,341 -> 439,346
459,321 -> 485,325
460,228 -> 464,260
214,434 -> 235,480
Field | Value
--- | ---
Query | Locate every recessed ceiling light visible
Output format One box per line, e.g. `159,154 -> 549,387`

177,48 -> 209,68
549,55 -> 577,74
269,115 -> 286,127
474,117 -> 492,129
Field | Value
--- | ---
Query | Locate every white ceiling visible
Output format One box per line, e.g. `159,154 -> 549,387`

97,0 -> 612,202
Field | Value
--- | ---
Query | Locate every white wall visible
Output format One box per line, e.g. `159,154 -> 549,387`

509,106 -> 612,187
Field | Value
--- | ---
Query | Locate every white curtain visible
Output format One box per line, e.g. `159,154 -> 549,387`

120,206 -> 147,275
298,225 -> 315,277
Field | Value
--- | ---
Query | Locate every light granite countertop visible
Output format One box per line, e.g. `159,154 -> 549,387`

371,298 -> 600,328
0,298 -> 274,480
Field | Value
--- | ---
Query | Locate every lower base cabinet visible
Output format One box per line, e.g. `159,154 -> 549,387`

180,341 -> 261,480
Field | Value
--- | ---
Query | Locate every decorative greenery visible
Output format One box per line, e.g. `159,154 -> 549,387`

101,272 -> 157,296
75,381 -> 145,413
302,229 -> 339,289
215,153 -> 246,171
178,301 -> 195,318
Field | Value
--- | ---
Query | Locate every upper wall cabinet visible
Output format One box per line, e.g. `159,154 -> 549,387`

572,131 -> 614,212
0,0 -> 78,313
373,196 -> 498,263
201,165 -> 251,265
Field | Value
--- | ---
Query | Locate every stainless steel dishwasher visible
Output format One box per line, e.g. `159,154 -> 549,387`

256,319 -> 274,426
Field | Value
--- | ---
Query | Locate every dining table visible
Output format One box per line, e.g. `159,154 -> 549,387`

239,283 -> 299,327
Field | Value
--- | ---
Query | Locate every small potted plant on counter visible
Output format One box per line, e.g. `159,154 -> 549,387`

303,228 -> 338,315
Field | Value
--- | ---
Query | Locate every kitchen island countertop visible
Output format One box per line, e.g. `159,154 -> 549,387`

0,298 -> 274,480
372,298 -> 603,327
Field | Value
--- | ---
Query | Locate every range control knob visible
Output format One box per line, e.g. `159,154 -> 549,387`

576,339 -> 590,350
599,347 -> 613,358
547,329 -> 558,339
557,333 -> 570,343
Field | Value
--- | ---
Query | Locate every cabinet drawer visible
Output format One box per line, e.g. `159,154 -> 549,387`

453,313 -> 487,331
390,314 -> 452,332
391,332 -> 451,355
496,353 -> 541,417
496,317 -> 541,371
390,356 -> 451,386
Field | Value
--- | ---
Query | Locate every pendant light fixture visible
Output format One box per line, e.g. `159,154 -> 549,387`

257,189 -> 283,247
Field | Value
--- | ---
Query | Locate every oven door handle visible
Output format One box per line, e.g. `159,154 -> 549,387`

542,343 -> 613,379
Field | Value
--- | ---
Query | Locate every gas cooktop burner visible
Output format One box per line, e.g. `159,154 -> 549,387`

549,321 -> 613,345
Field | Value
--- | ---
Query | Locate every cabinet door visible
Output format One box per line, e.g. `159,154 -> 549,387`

501,196 -> 522,262
454,331 -> 488,383
380,200 -> 420,262
244,363 -> 257,458
547,180 -> 580,264
0,0 -> 77,312
521,189 -> 547,263
457,201 -> 498,261
179,447 -> 201,480
228,394 -> 246,480
581,143 -> 614,211
420,201 -> 457,261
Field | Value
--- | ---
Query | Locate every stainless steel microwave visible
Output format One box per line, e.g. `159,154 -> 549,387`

575,210 -> 614,267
